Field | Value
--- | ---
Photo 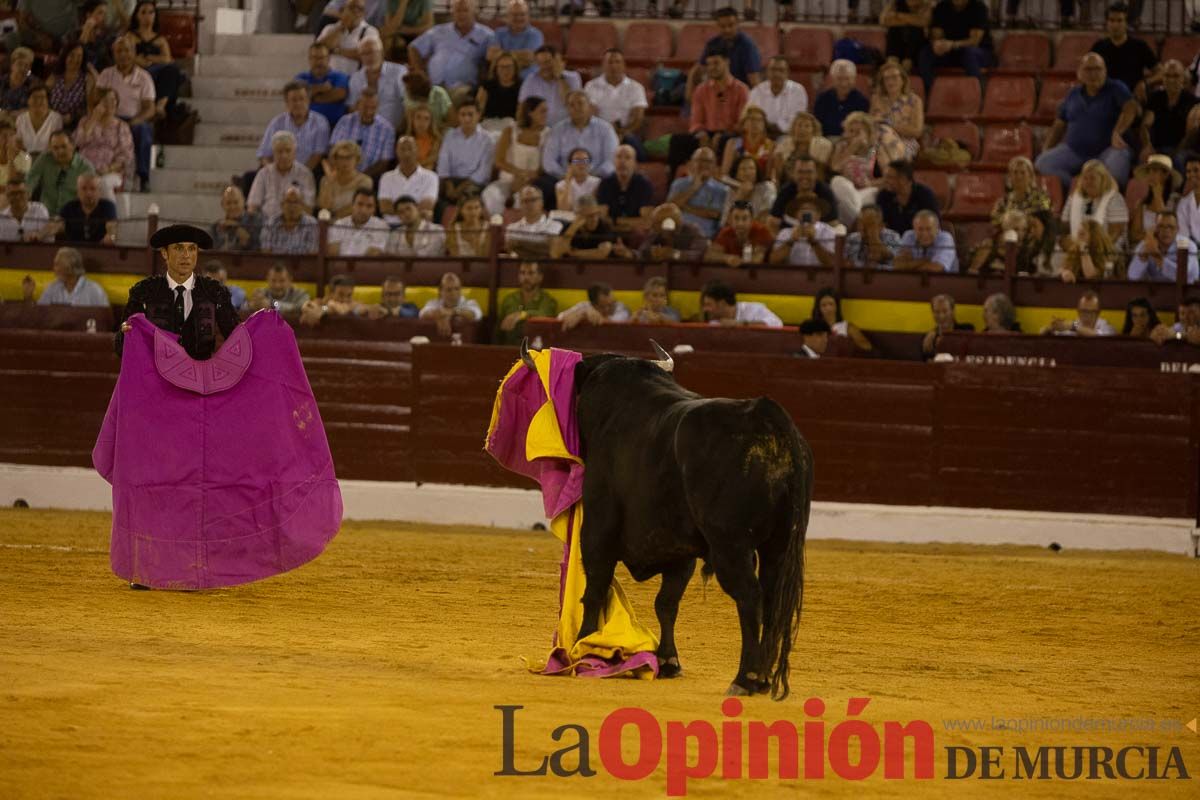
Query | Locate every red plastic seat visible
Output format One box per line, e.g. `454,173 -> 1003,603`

532,20 -> 564,51
623,22 -> 673,62
641,162 -> 670,203
1033,76 -> 1075,123
1161,36 -> 1199,66
783,28 -> 834,70
1051,33 -> 1094,73
744,25 -> 779,59
915,170 -> 952,211
981,76 -> 1036,121
998,33 -> 1051,73
676,24 -> 719,63
160,11 -> 196,59
626,65 -> 652,95
850,28 -> 886,55
1125,177 -> 1149,213
927,76 -> 982,119
932,121 -> 981,159
980,124 -> 1034,165
946,172 -> 1006,221
565,22 -> 619,62
643,113 -> 689,142
961,221 -> 996,250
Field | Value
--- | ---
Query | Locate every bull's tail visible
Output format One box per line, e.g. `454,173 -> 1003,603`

760,423 -> 812,702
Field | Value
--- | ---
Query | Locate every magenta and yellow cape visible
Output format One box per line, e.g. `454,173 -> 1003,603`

485,348 -> 659,679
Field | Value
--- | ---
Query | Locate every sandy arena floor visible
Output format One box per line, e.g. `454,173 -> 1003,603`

0,509 -> 1197,799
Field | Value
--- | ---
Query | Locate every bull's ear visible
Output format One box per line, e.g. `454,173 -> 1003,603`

650,340 -> 674,373
519,337 -> 537,370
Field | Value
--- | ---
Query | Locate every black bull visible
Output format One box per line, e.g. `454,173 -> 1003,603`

523,342 -> 813,699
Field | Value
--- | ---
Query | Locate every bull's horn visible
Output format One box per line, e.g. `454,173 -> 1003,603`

520,337 -> 537,370
650,339 -> 674,372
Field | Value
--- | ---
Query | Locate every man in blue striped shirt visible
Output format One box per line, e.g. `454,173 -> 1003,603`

330,87 -> 396,179
256,81 -> 331,172
408,0 -> 494,94
437,102 -> 495,211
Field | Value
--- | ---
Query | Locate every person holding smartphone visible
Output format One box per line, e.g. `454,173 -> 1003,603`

770,195 -> 838,267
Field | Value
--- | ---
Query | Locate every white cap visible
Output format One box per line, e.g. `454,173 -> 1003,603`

147,203 -> 160,217
661,217 -> 676,231
409,335 -> 430,345
1178,236 -> 1192,251
831,222 -> 847,238
672,344 -> 695,355
1002,229 -> 1019,244
317,209 -> 332,222
489,213 -> 504,227
932,353 -> 956,363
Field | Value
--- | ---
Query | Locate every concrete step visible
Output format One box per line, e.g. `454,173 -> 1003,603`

194,123 -> 266,148
196,54 -> 306,79
151,168 -> 245,194
191,97 -> 280,127
122,192 -> 219,227
209,33 -> 313,57
161,144 -> 259,172
190,76 -> 288,101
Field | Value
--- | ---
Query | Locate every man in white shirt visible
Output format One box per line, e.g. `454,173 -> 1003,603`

387,195 -> 446,256
379,136 -> 439,223
769,197 -> 838,267
317,0 -> 380,75
583,48 -> 648,155
20,246 -> 109,306
0,175 -> 50,242
419,272 -> 483,337
504,185 -> 562,258
700,279 -> 783,328
247,132 -> 317,220
748,55 -> 809,136
558,281 -> 631,331
1040,290 -> 1117,337
1177,156 -> 1200,248
327,189 -> 389,256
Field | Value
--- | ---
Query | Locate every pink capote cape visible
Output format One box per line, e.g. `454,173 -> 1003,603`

93,310 -> 343,589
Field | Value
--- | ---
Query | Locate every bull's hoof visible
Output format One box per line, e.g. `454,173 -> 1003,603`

725,682 -> 753,696
658,656 -> 683,678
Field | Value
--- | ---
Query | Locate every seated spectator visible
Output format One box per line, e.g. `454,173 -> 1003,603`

74,88 -> 134,198
813,60 -> 870,139
18,247 -> 108,306
700,279 -> 782,328
671,50 -> 749,179
1131,154 -> 1181,244
298,43 -> 351,129
1179,156 -> 1200,247
921,292 -> 974,358
47,43 -> 91,130
519,46 -> 581,129
844,204 -> 902,269
632,276 -> 680,324
1040,289 -> 1116,336
748,56 -> 808,138
1035,53 -> 1135,193
968,209 -> 1028,274
408,0 -> 494,96
246,263 -> 312,313
477,51 -> 521,132
210,185 -> 262,251
78,1 -> 120,72
882,0 -> 932,72
27,131 -> 94,217
707,200 -> 772,266
300,274 -> 363,326
554,147 -> 600,216
377,0 -> 435,61
248,132 -> 317,220
330,87 -> 396,179
203,261 -> 246,310
918,0 -> 994,94
796,318 -> 830,358
812,287 -> 872,350
95,37 -> 156,191
1056,219 -> 1117,281
720,155 -> 775,224
1059,159 -> 1128,246
380,135 -> 439,222
541,90 -> 618,207
991,156 -> 1050,226
482,96 -> 547,217
638,204 -> 707,262
349,37 -> 408,130
327,188 -> 388,256
125,1 -> 183,119
982,292 -> 1020,333
0,119 -> 30,208
770,195 -> 838,267
55,174 -> 117,245
494,259 -> 558,345
1021,210 -> 1059,277
668,147 -> 729,240
1122,297 -> 1160,339
1178,106 -> 1200,165
596,144 -> 654,232
387,194 -> 446,256
317,0 -> 379,76
1140,60 -> 1196,168
318,140 -> 373,218
771,155 -> 839,225
896,209 -> 958,272
16,85 -> 63,157
7,4 -> 74,53
364,276 -> 420,319
446,193 -> 491,256
489,0 -> 541,80
559,281 -> 631,331
584,49 -> 648,155
1150,297 -> 1200,345
829,112 -> 889,226
0,175 -> 50,242
1090,3 -> 1157,98
552,194 -> 626,260
256,81 -> 331,172
876,160 -> 938,235
870,59 -> 924,162
261,187 -> 320,255
505,185 -> 561,259
420,271 -> 483,337
0,47 -> 36,112
698,7 -> 762,88
402,71 -> 452,129
771,113 -> 832,183
1128,210 -> 1200,283
721,105 -> 773,179
437,101 -> 495,212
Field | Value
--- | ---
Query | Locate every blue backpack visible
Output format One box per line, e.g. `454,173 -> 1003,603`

652,66 -> 687,107
833,38 -> 883,67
